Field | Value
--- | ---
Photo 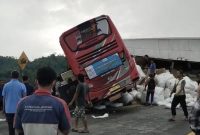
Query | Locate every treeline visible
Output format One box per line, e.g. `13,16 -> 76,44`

0,54 -> 68,84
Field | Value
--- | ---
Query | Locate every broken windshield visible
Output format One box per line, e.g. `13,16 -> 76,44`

64,19 -> 110,51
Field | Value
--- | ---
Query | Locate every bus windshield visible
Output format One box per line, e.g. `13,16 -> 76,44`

64,19 -> 110,51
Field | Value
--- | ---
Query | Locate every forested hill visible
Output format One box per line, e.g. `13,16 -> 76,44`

0,54 -> 68,84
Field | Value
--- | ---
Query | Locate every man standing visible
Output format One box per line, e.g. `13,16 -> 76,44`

148,60 -> 156,75
66,78 -> 76,104
69,74 -> 89,133
144,74 -> 157,106
22,75 -> 34,96
169,70 -> 188,121
14,67 -> 71,135
2,71 -> 26,135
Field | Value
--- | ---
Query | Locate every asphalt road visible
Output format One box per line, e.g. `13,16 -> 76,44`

0,105 -> 192,135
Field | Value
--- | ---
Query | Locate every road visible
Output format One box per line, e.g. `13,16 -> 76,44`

0,105 -> 192,135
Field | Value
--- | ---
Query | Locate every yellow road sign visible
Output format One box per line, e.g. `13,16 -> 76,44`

18,51 -> 29,70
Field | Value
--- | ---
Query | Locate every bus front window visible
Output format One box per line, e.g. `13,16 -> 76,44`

64,19 -> 110,51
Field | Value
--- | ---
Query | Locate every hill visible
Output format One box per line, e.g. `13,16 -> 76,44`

0,54 -> 68,84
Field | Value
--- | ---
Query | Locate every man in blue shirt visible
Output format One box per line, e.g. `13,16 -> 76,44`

14,67 -> 71,135
2,71 -> 26,135
148,60 -> 156,75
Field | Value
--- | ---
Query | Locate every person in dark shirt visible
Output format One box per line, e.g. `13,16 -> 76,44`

144,74 -> 157,105
22,75 -> 34,96
69,74 -> 89,133
66,78 -> 76,104
14,67 -> 71,135
55,75 -> 63,97
0,80 -> 5,111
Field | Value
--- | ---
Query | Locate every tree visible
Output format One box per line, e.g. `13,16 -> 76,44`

0,54 -> 68,85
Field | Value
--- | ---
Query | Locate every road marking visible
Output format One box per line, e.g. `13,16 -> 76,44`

187,131 -> 195,135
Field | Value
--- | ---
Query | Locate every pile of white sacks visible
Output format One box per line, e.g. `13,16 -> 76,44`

128,65 -> 199,108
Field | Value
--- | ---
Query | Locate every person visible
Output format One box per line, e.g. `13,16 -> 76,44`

144,55 -> 150,69
0,80 -> 5,111
22,75 -> 34,96
148,60 -> 156,75
14,67 -> 71,135
144,74 -> 157,105
197,80 -> 200,99
169,70 -> 188,121
189,81 -> 200,135
66,78 -> 76,104
189,90 -> 200,135
69,74 -> 89,133
55,75 -> 63,97
2,71 -> 26,135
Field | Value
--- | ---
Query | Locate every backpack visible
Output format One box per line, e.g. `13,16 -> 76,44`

148,78 -> 156,90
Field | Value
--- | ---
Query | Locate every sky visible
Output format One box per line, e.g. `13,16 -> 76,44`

0,0 -> 200,61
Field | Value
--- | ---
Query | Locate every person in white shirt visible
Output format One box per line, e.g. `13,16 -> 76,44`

169,70 -> 188,121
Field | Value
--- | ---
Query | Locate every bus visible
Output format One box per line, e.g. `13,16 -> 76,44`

59,15 -> 139,106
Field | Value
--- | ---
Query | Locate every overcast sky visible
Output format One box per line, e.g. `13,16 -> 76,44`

0,0 -> 200,61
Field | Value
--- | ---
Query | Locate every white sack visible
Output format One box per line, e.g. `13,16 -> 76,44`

129,90 -> 138,98
121,92 -> 134,104
137,85 -> 145,92
185,89 -> 197,98
166,78 -> 176,90
92,113 -> 109,119
157,101 -> 167,106
134,69 -> 198,109
184,76 -> 198,91
153,87 -> 165,104
136,65 -> 146,78
164,88 -> 171,99
187,102 -> 195,107
141,90 -> 147,103
155,71 -> 174,88
164,103 -> 180,109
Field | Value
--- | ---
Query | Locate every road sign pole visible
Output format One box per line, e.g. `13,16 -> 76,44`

18,65 -> 23,81
18,51 -> 29,81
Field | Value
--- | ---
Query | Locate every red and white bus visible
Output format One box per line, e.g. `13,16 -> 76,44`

59,15 -> 139,106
